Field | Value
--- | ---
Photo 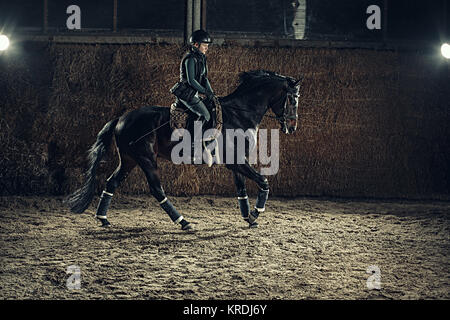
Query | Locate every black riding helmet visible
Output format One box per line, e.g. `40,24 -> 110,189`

189,29 -> 212,45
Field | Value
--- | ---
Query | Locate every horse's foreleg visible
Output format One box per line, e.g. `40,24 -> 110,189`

251,188 -> 270,223
228,162 -> 270,226
137,156 -> 192,231
96,154 -> 136,227
232,171 -> 251,222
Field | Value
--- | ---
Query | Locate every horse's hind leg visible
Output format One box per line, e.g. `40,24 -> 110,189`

135,155 -> 192,231
95,153 -> 136,227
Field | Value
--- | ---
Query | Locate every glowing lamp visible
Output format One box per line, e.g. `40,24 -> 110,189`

441,43 -> 450,59
0,35 -> 9,51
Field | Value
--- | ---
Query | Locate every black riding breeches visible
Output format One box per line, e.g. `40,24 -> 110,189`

179,96 -> 211,122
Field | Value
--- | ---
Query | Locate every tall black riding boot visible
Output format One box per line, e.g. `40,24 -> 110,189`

192,117 -> 206,164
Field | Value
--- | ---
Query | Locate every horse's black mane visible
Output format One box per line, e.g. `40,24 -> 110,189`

221,70 -> 292,100
238,70 -> 295,85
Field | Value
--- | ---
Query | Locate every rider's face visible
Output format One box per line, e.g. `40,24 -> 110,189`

195,43 -> 209,54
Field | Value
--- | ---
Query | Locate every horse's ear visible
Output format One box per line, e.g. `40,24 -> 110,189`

294,76 -> 304,86
289,76 -> 303,87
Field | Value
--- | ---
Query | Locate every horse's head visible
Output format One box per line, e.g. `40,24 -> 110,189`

270,76 -> 302,134
232,70 -> 303,133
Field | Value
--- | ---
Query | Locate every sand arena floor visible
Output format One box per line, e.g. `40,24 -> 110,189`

0,195 -> 448,299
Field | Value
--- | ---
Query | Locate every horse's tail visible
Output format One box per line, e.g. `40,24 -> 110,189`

67,118 -> 119,213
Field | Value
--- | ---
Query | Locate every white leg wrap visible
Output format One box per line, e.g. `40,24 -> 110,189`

96,215 -> 107,219
254,207 -> 265,213
102,191 -> 113,197
237,196 -> 248,200
159,197 -> 168,205
174,216 -> 184,224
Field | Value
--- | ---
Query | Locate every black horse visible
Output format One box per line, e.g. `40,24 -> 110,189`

67,70 -> 301,231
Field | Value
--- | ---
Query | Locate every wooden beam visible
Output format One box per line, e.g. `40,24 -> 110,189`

113,0 -> 118,32
43,0 -> 48,33
444,0 -> 447,39
383,0 -> 388,42
201,0 -> 207,30
193,0 -> 201,31
186,0 -> 193,43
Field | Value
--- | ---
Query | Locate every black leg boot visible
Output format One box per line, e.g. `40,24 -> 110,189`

238,195 -> 257,228
249,188 -> 269,224
192,117 -> 206,164
160,197 -> 192,231
96,191 -> 113,227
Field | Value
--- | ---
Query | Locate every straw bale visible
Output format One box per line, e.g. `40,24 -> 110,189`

0,42 -> 449,199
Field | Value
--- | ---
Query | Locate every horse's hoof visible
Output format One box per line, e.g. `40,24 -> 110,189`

248,210 -> 259,224
248,221 -> 258,228
97,218 -> 111,227
182,223 -> 194,232
243,218 -> 258,228
180,220 -> 193,231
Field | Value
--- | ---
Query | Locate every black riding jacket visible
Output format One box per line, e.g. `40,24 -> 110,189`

180,47 -> 213,96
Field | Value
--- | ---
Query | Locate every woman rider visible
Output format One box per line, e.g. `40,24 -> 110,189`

171,29 -> 215,124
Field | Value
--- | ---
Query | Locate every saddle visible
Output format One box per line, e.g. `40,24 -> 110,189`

170,97 -> 223,167
170,97 -> 222,136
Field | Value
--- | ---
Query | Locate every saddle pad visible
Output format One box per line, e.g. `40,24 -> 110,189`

170,102 -> 189,130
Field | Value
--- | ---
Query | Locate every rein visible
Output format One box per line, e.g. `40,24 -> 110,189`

222,91 -> 297,123
222,103 -> 280,120
129,87 -> 297,147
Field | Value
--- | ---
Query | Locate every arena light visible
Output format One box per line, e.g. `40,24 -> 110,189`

441,43 -> 450,59
0,34 -> 10,51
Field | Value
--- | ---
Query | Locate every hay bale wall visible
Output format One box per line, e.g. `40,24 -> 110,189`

0,42 -> 449,199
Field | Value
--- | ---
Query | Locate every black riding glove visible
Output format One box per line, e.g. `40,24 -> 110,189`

206,90 -> 215,100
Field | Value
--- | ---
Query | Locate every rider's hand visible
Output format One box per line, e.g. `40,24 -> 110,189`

206,90 -> 215,100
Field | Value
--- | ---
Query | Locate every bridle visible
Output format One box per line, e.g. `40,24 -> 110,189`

220,88 -> 299,128
268,89 -> 299,128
